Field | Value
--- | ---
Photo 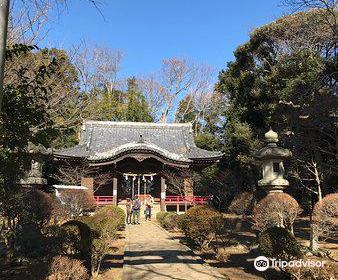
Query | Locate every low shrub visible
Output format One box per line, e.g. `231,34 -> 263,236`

259,227 -> 303,260
179,205 -> 224,250
311,193 -> 338,251
22,189 -> 56,229
46,255 -> 88,280
56,190 -> 96,219
215,247 -> 230,263
61,220 -> 91,259
253,193 -> 302,235
285,262 -> 337,280
156,212 -> 170,227
79,212 -> 119,277
163,213 -> 179,231
15,224 -> 47,258
228,192 -> 254,216
95,205 -> 126,229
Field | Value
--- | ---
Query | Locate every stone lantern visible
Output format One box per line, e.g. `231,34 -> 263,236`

254,129 -> 292,195
19,142 -> 52,188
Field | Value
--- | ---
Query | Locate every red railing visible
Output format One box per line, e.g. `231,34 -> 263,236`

94,195 -> 212,206
94,196 -> 114,205
165,195 -> 212,204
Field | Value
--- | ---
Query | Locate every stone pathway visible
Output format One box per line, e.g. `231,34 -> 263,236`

122,221 -> 227,280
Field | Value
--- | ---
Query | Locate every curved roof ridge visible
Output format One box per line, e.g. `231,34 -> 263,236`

83,120 -> 193,128
89,140 -> 191,162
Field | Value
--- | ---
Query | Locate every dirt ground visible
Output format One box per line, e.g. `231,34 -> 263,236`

0,228 -> 126,280
167,214 -> 338,280
98,228 -> 126,280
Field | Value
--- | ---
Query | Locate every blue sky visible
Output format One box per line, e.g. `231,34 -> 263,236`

46,0 -> 288,79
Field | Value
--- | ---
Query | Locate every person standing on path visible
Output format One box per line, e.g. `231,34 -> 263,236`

144,203 -> 152,220
126,198 -> 132,224
132,196 -> 141,224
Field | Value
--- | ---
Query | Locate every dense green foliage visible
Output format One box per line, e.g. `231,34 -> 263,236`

95,205 -> 126,229
179,206 -> 224,250
162,213 -> 180,230
156,211 -> 171,227
215,9 -> 337,209
61,220 -> 92,259
259,227 -> 303,260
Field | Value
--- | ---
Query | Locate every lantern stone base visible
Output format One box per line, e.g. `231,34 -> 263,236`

260,185 -> 286,195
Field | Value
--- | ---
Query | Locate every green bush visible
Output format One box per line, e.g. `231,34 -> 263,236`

61,220 -> 91,259
78,213 -> 119,277
95,205 -> 126,229
156,212 -> 170,227
259,227 -> 303,260
15,224 -> 46,258
163,213 -> 179,230
179,205 -> 224,250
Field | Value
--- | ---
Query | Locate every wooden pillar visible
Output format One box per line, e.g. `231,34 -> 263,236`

137,177 -> 141,197
113,177 -> 118,206
81,177 -> 94,195
160,176 -> 166,212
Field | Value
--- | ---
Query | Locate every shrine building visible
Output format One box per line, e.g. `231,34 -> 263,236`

54,121 -> 223,212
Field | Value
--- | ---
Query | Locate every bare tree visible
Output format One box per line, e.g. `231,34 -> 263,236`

162,168 -> 195,197
53,161 -> 113,193
56,190 -> 96,218
290,158 -> 324,201
92,46 -> 123,98
7,0 -> 105,45
283,0 -> 337,58
71,41 -> 124,95
140,58 -> 214,123
137,74 -> 164,120
7,0 -> 66,45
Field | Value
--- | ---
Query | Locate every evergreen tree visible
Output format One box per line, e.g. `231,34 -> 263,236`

216,10 -> 337,207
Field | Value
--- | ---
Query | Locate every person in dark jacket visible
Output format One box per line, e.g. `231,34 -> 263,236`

132,196 -> 141,224
144,204 -> 152,220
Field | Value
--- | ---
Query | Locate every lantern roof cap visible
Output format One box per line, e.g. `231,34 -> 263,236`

254,129 -> 292,160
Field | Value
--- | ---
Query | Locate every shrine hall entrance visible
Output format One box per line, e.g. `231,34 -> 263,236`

115,157 -> 163,204
92,156 -> 168,210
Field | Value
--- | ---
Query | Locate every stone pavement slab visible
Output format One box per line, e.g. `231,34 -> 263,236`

122,221 -> 227,280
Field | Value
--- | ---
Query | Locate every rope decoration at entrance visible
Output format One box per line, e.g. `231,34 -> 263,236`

117,171 -> 157,196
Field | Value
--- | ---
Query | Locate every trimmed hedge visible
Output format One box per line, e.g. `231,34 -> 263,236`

163,213 -> 179,230
179,205 -> 224,250
259,227 -> 303,260
61,220 -> 92,259
95,205 -> 126,229
156,212 -> 170,227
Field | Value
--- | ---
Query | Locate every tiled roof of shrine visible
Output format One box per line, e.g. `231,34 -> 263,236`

54,121 -> 223,164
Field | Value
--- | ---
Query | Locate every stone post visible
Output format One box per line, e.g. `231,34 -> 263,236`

113,177 -> 118,206
160,176 -> 166,212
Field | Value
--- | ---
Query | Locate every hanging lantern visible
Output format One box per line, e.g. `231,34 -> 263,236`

150,175 -> 153,181
133,176 -> 136,181
142,176 -> 145,181
124,174 -> 128,181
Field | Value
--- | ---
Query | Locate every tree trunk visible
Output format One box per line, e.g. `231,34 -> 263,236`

310,215 -> 318,252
